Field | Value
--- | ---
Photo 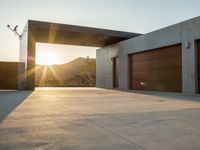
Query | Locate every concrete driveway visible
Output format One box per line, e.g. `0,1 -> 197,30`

0,88 -> 200,150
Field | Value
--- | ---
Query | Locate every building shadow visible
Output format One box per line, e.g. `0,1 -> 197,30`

124,90 -> 200,102
0,90 -> 32,123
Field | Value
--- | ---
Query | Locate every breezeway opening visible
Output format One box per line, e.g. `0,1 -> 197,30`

35,43 -> 98,87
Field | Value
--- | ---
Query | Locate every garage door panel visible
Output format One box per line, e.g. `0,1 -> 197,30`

3,73 -> 18,79
154,69 -> 182,80
129,44 -> 182,92
131,51 -> 154,62
131,71 -> 155,81
0,64 -> 6,71
0,62 -> 19,89
131,57 -> 181,71
154,57 -> 181,70
153,45 -> 181,60
0,81 -> 18,89
131,61 -> 154,71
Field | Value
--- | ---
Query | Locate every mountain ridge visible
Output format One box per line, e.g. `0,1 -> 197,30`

35,57 -> 96,87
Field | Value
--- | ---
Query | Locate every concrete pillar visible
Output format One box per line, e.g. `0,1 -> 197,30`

18,62 -> 26,90
118,51 -> 128,90
26,32 -> 36,90
18,23 -> 36,91
182,40 -> 197,94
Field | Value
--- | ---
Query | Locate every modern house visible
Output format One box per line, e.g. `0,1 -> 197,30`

96,16 -> 200,94
4,16 -> 200,94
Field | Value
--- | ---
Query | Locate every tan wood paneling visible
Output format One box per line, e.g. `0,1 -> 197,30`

0,62 -> 19,89
129,44 -> 182,92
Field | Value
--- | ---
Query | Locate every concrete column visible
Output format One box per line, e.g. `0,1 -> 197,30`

118,52 -> 128,90
18,62 -> 26,90
182,40 -> 197,94
26,37 -> 36,90
18,23 -> 28,90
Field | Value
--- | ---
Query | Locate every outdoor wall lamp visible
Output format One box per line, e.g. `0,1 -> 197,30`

7,24 -> 22,40
110,58 -> 113,62
185,41 -> 191,49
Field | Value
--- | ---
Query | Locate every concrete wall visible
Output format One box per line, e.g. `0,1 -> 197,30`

19,21 -> 36,90
96,16 -> 200,94
0,62 -> 19,89
96,44 -> 119,88
19,22 -> 28,90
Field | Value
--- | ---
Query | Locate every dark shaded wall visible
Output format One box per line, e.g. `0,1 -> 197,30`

0,62 -> 19,89
197,40 -> 200,93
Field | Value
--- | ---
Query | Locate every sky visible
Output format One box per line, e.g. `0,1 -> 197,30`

0,0 -> 200,64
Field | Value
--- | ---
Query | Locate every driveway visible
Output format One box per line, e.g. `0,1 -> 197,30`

0,88 -> 200,150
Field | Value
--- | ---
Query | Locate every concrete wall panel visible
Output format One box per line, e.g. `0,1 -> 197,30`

96,44 -> 119,88
19,23 -> 28,90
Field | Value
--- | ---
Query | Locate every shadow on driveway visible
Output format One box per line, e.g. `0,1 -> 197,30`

0,91 -> 32,123
124,90 -> 200,102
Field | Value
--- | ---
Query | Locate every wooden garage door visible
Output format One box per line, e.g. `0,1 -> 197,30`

197,41 -> 200,93
129,44 -> 182,92
113,57 -> 119,88
0,62 -> 19,89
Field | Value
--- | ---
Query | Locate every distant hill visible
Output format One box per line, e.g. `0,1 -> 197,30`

35,57 -> 96,87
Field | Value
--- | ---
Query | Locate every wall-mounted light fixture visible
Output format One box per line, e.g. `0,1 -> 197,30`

185,41 -> 190,49
7,24 -> 22,40
110,58 -> 114,62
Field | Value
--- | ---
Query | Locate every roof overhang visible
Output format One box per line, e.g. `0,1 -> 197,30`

28,20 -> 141,47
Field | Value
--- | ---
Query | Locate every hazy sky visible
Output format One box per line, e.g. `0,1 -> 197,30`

0,0 -> 200,63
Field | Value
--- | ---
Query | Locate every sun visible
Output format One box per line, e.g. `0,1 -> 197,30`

36,51 -> 60,65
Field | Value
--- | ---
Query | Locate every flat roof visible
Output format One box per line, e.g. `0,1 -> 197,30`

28,20 -> 141,47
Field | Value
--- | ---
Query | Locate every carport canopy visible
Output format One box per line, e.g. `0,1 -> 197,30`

28,20 -> 141,47
19,20 -> 141,90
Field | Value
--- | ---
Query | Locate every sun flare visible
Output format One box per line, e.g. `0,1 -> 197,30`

36,51 -> 61,65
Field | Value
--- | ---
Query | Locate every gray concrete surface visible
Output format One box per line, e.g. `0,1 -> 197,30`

96,16 -> 200,94
0,88 -> 200,150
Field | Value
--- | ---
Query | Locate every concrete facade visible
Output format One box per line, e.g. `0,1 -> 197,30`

96,16 -> 200,94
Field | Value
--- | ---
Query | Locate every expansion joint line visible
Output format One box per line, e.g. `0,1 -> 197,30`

69,110 -> 146,150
